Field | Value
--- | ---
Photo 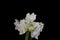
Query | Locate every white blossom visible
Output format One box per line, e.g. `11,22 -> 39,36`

14,13 -> 44,40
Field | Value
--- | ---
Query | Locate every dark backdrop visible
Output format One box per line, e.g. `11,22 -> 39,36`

6,0 -> 50,40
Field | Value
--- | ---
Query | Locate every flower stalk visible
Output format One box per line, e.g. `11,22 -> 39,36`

25,32 -> 29,40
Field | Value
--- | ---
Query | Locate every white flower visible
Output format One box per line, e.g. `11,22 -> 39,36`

14,13 -> 44,40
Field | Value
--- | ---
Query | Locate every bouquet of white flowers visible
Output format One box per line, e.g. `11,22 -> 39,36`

14,13 -> 44,40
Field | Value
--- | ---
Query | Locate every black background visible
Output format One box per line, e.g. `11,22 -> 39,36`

2,0 -> 57,40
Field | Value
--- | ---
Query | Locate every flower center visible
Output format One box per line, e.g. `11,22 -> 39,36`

28,23 -> 36,32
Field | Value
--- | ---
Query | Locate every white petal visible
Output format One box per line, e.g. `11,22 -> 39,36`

30,13 -> 36,21
31,22 -> 44,40
14,19 -> 19,26
25,13 -> 36,22
31,27 -> 40,39
39,22 -> 44,32
31,22 -> 40,38
25,13 -> 30,20
14,19 -> 27,35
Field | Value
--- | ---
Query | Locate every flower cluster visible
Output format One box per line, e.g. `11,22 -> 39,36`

14,13 -> 44,40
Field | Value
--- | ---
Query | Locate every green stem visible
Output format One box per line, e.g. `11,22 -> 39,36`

25,32 -> 29,40
30,33 -> 32,40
